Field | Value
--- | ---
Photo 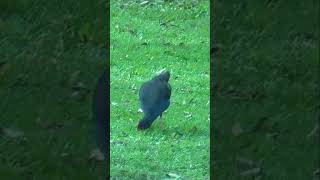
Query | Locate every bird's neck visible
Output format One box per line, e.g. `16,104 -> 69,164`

144,112 -> 158,121
140,114 -> 157,127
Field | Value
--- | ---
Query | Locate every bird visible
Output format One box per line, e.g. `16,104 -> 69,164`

92,69 -> 109,160
137,70 -> 172,130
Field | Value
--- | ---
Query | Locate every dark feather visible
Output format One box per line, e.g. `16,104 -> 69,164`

92,70 -> 109,159
138,70 -> 171,130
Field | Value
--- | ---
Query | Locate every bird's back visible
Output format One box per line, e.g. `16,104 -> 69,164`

141,81 -> 170,110
92,70 -> 109,157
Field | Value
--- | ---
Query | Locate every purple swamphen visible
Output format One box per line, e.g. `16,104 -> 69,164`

137,70 -> 172,130
92,69 -> 109,159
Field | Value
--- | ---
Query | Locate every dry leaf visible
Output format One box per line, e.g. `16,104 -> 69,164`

140,1 -> 149,5
183,111 -> 192,118
111,140 -> 126,145
72,82 -> 86,90
240,167 -> 261,176
1,127 -> 24,138
307,123 -> 319,138
131,84 -> 137,90
166,172 -> 181,179
111,102 -> 118,106
60,152 -> 70,158
236,157 -> 256,167
69,70 -> 81,85
232,122 -> 243,136
266,132 -> 279,139
89,148 -> 105,161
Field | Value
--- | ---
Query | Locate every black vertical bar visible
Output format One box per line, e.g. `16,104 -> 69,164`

106,0 -> 111,179
211,0 -> 319,179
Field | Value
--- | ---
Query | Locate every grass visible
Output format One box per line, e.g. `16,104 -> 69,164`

0,0 -> 107,179
2,0 -> 316,179
110,0 -> 210,179
212,0 -> 319,179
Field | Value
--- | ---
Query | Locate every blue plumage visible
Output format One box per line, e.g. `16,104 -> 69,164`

92,70 -> 108,158
137,70 -> 171,130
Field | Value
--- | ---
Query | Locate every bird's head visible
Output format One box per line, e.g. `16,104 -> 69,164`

155,69 -> 170,82
137,120 -> 151,130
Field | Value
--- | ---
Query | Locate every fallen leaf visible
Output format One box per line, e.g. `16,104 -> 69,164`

166,172 -> 181,179
60,152 -> 70,158
111,102 -> 118,106
131,84 -> 137,90
70,82 -> 89,101
70,91 -> 81,97
240,167 -> 261,176
68,70 -> 81,86
307,123 -> 319,138
111,140 -> 126,145
140,1 -> 149,5
266,132 -> 279,140
183,111 -> 192,119
72,82 -> 87,90
1,127 -> 24,138
89,148 -> 105,161
232,122 -> 243,136
236,157 -> 256,167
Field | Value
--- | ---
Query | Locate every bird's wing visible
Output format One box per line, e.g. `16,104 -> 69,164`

140,77 -> 171,104
159,81 -> 171,100
139,82 -> 158,106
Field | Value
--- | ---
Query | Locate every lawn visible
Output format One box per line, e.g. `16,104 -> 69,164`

110,0 -> 210,179
212,1 -> 319,179
0,0 -> 107,179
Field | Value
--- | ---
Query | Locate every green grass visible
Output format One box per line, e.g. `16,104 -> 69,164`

0,0 -> 106,179
212,0 -> 319,179
110,1 -> 210,179
3,0 -> 316,179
